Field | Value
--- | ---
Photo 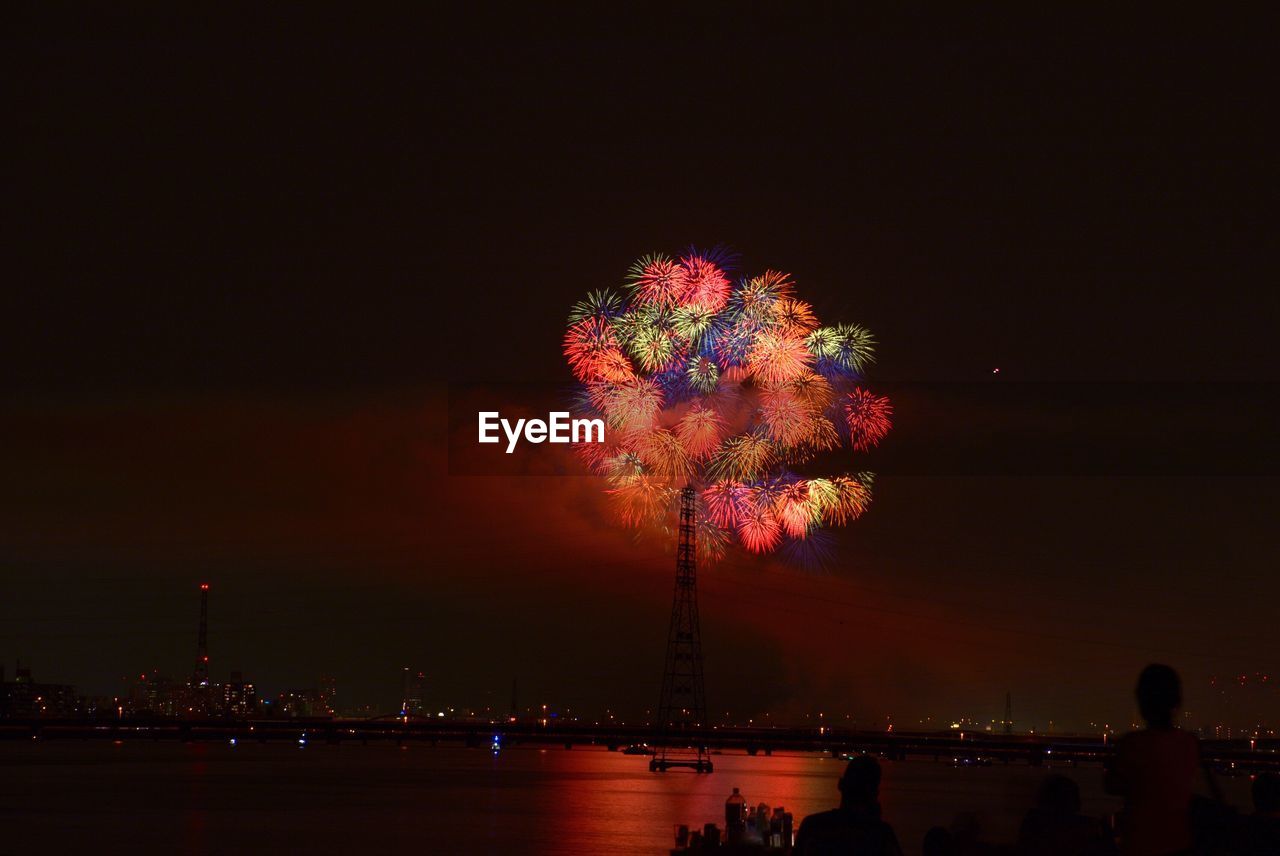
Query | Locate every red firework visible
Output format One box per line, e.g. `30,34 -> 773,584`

843,388 -> 893,451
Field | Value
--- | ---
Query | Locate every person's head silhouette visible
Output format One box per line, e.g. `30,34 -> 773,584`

838,755 -> 882,808
922,825 -> 955,855
1036,774 -> 1082,814
1135,663 -> 1181,728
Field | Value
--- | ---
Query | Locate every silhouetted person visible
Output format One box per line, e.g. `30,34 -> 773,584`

1017,774 -> 1116,856
922,826 -> 956,856
1105,664 -> 1203,856
1228,772 -> 1280,855
948,811 -> 1011,855
794,755 -> 904,856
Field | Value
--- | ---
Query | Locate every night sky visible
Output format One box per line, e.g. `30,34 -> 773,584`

5,11 -> 1277,730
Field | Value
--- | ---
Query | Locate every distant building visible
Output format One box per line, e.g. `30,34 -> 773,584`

274,677 -> 336,718
402,668 -> 426,716
122,670 -> 232,719
0,664 -> 83,719
318,674 -> 337,715
223,671 -> 258,718
127,670 -> 181,717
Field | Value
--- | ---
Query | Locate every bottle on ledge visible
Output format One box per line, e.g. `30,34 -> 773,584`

725,787 -> 746,844
725,787 -> 746,825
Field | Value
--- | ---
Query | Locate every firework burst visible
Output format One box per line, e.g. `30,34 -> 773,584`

843,387 -> 893,451
563,317 -> 630,382
685,354 -> 721,394
564,248 -> 890,559
675,404 -> 725,461
681,254 -> 732,312
567,289 -> 626,325
738,498 -> 783,553
748,330 -> 815,383
772,297 -> 818,335
626,254 -> 689,308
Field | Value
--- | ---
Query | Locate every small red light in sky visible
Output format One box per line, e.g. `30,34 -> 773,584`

200,583 -> 209,590
992,368 -> 1001,374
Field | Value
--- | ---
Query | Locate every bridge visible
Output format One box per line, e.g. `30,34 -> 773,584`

3,717 -> 1277,773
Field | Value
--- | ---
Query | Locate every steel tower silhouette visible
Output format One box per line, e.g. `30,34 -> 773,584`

194,583 -> 210,687
651,486 -> 712,773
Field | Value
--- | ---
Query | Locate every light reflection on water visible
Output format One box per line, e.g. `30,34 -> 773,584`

1,742 -> 1254,855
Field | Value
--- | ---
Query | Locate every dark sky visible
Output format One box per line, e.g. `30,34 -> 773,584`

4,11 -> 1278,730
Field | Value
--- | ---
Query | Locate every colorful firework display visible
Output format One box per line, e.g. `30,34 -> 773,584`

564,248 -> 891,559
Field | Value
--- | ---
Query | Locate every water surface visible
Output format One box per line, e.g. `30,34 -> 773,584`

0,742 -> 1254,854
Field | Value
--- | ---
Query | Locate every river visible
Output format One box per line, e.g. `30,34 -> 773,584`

1,741 -> 1254,854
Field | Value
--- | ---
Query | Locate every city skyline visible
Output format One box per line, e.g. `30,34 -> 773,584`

4,579 -> 1276,736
